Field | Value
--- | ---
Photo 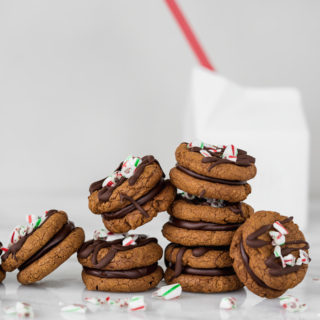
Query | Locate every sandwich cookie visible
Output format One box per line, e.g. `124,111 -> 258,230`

162,193 -> 253,246
0,244 -> 6,283
89,155 -> 176,233
78,230 -> 163,292
1,210 -> 84,284
164,243 -> 243,293
230,211 -> 310,298
169,142 -> 256,202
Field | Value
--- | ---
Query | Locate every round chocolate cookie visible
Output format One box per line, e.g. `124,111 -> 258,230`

78,235 -> 162,270
170,167 -> 251,202
82,265 -> 163,292
175,142 -> 256,181
169,194 -> 253,224
1,210 -> 85,285
78,233 -> 164,292
230,211 -> 310,299
0,244 -> 6,283
89,155 -> 176,232
102,181 -> 176,233
165,243 -> 233,270
162,217 -> 242,246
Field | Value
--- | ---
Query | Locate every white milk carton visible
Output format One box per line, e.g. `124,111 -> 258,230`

184,66 -> 310,229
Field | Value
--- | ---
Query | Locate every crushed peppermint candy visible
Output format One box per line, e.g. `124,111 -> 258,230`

122,235 -> 139,246
128,296 -> 146,312
152,283 -> 182,300
61,304 -> 87,314
222,144 -> 238,162
3,302 -> 34,318
279,295 -> 307,312
220,297 -> 237,310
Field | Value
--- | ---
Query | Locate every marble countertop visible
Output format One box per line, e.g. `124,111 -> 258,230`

0,196 -> 319,320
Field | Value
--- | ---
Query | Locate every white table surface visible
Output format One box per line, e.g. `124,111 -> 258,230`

0,197 -> 319,320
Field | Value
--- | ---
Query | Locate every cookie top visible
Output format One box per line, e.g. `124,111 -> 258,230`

1,210 -> 75,271
78,231 -> 162,270
233,211 -> 309,292
175,142 -> 256,181
89,155 -> 165,214
169,192 -> 253,224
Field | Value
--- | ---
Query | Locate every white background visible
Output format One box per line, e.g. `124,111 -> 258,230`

1,0 -> 320,228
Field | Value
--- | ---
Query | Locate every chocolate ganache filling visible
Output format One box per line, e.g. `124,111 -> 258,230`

165,243 -> 230,279
83,263 -> 158,279
176,165 -> 247,185
78,235 -> 157,269
1,209 -> 58,262
177,194 -> 244,217
169,217 -> 242,231
102,179 -> 166,221
18,221 -> 75,271
187,144 -> 255,170
89,156 -> 164,202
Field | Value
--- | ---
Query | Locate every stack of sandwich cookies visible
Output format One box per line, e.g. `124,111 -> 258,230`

89,155 -> 176,233
230,211 -> 310,298
78,231 -> 163,292
162,141 -> 256,292
0,244 -> 6,283
1,210 -> 84,284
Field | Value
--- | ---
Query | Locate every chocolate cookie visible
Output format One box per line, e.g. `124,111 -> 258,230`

230,211 -> 310,298
78,232 -> 164,292
170,167 -> 251,202
162,217 -> 241,246
88,155 -> 176,232
175,142 -> 256,181
1,210 -> 85,284
169,194 -> 253,224
0,245 -> 6,283
102,181 -> 176,233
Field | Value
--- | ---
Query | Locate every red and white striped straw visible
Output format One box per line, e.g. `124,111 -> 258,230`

165,0 -> 215,71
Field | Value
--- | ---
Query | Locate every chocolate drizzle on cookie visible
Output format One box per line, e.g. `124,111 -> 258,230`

101,179 -> 167,221
165,243 -> 230,279
169,217 -> 242,231
89,156 -> 164,202
176,165 -> 247,185
78,235 -> 157,269
18,221 -> 75,270
188,144 -> 255,170
83,263 -> 158,279
1,209 -> 58,262
244,216 -> 310,277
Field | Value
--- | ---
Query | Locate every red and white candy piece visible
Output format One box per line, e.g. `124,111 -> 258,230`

121,155 -> 142,179
9,225 -> 27,246
269,231 -> 286,246
200,149 -> 211,157
106,232 -> 126,242
279,295 -> 307,312
152,283 -> 182,300
219,297 -> 237,310
16,302 -> 34,318
93,228 -> 109,240
122,234 -> 139,246
0,247 -> 8,253
84,297 -> 104,305
128,296 -> 146,311
296,250 -> 310,265
102,171 -> 123,188
282,254 -> 296,267
187,140 -> 205,149
61,304 -> 87,314
207,198 -> 226,208
273,221 -> 288,235
222,145 -> 238,162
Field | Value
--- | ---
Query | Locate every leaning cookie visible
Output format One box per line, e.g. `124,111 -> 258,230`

78,231 -> 163,292
164,244 -> 242,293
0,244 -> 6,283
170,142 -> 256,202
230,211 -> 310,299
1,210 -> 84,284
88,155 -> 176,232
